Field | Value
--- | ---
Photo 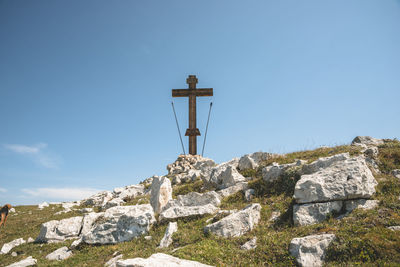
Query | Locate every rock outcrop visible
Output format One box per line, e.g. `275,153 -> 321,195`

82,205 -> 156,244
160,204 -> 219,222
150,176 -> 172,214
263,160 -> 306,183
238,152 -> 275,170
292,154 -> 378,225
1,238 -> 26,254
289,234 -> 336,267
208,165 -> 246,189
45,246 -> 73,261
36,216 -> 83,243
6,256 -> 37,267
158,222 -> 178,248
116,253 -> 214,267
204,203 -> 261,238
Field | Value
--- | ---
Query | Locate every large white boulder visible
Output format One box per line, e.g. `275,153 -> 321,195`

36,216 -> 83,243
6,256 -> 37,267
238,152 -> 274,170
208,165 -> 246,189
116,253 -> 214,267
262,160 -> 306,182
217,182 -> 248,198
45,246 -> 73,261
113,184 -> 145,200
158,222 -> 178,248
301,153 -> 350,175
293,202 -> 343,226
160,204 -> 219,222
167,155 -> 216,185
82,205 -> 155,245
0,238 -> 26,254
81,212 -> 105,236
38,202 -> 49,209
83,190 -> 113,207
289,234 -> 336,267
351,136 -> 384,147
294,156 -> 377,204
204,203 -> 261,238
150,176 -> 172,214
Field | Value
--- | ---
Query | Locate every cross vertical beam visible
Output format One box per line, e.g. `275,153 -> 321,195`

172,75 -> 213,155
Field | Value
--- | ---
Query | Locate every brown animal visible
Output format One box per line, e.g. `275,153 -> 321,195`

0,204 -> 12,228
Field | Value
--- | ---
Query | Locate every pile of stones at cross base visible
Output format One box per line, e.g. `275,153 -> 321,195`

3,136 -> 400,267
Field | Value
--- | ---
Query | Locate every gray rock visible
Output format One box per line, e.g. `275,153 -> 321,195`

217,182 -> 248,198
344,199 -> 379,212
158,222 -> 178,248
268,211 -> 281,222
1,238 -> 26,254
289,234 -> 336,267
293,202 -> 343,226
105,254 -> 123,267
70,238 -> 83,248
238,152 -> 275,170
351,136 -> 384,147
113,184 -> 145,201
81,212 -> 105,236
83,191 -> 114,207
262,160 -> 305,183
209,165 -> 246,189
168,155 -> 216,185
116,253 -> 214,267
240,237 -> 257,250
392,169 -> 400,179
301,153 -> 350,175
387,226 -> 400,231
102,198 -> 125,210
80,208 -> 94,213
144,236 -> 152,240
294,156 -> 377,204
176,191 -> 221,207
244,189 -> 255,202
204,203 -> 261,238
150,176 -> 172,214
45,246 -> 73,261
36,216 -> 83,243
6,256 -> 37,267
160,204 -> 219,222
11,252 -> 17,257
82,205 -> 156,245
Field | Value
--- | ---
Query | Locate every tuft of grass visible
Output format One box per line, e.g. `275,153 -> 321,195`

378,140 -> 400,174
172,179 -> 204,198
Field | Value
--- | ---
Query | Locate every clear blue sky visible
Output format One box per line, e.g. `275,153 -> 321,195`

1,0 -> 399,205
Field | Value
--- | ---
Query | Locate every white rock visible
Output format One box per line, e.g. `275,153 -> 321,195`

105,254 -> 123,267
113,184 -> 145,201
240,237 -> 257,250
262,160 -> 305,183
150,176 -> 172,214
209,165 -> 246,189
81,212 -> 105,236
268,211 -> 281,222
116,253 -> 214,267
82,204 -> 155,244
36,216 -> 83,243
387,226 -> 400,231
176,191 -> 221,207
70,238 -> 83,248
217,182 -> 248,198
160,204 -> 219,222
301,153 -> 350,175
204,203 -> 261,238
61,201 -> 80,211
27,237 -> 34,243
38,202 -> 49,209
11,252 -> 17,257
202,158 -> 239,185
102,198 -> 125,210
238,152 -> 274,170
83,191 -> 113,207
80,208 -> 94,213
45,246 -> 73,261
293,201 -> 343,226
144,236 -> 152,240
351,136 -> 384,147
158,222 -> 178,248
6,256 -> 37,267
1,238 -> 26,254
244,189 -> 255,202
9,208 -> 16,213
294,156 -> 377,204
392,169 -> 400,179
344,199 -> 379,212
289,234 -> 336,267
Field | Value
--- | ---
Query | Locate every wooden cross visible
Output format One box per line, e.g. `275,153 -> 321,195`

172,75 -> 213,155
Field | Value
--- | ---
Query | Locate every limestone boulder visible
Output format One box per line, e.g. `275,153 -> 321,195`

38,202 -> 49,209
392,169 -> 400,179
344,199 -> 379,212
262,160 -> 306,183
238,152 -> 275,170
82,205 -> 155,244
102,198 -> 125,210
45,246 -> 73,261
158,222 -> 178,248
351,136 -> 384,147
167,155 -> 215,185
36,216 -> 83,243
150,176 -> 172,214
116,253 -> 214,267
294,156 -> 377,204
81,212 -> 105,236
176,191 -> 221,207
1,238 -> 26,254
289,234 -> 336,267
204,203 -> 261,238
83,190 -> 113,207
160,204 -> 219,222
240,237 -> 257,250
113,184 -> 145,201
217,182 -> 248,198
6,256 -> 37,267
301,153 -> 350,175
208,165 -> 246,189
105,254 -> 123,267
293,202 -> 343,226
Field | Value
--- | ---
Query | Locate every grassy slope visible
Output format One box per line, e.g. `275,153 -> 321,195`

0,142 -> 399,266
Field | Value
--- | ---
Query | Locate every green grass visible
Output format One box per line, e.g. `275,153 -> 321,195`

1,143 -> 399,266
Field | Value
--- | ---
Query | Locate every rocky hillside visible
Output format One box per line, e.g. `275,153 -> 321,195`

0,136 -> 399,266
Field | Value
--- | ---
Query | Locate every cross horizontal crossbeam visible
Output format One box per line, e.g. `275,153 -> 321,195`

172,88 -> 213,97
